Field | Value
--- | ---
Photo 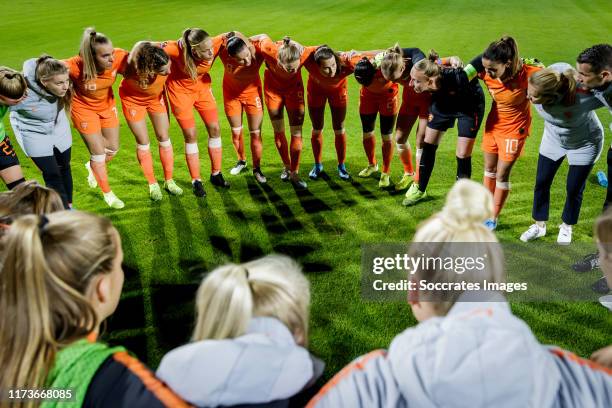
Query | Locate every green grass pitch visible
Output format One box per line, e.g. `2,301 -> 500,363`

2,0 -> 611,379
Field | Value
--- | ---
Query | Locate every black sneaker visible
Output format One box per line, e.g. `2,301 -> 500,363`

572,252 -> 600,272
210,173 -> 230,188
192,180 -> 207,197
592,276 -> 610,294
291,175 -> 308,189
253,168 -> 267,184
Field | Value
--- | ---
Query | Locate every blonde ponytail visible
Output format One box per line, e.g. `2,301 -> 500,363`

79,27 -> 110,82
0,67 -> 27,100
0,211 -> 118,403
277,36 -> 302,65
410,180 -> 504,315
192,255 -> 310,346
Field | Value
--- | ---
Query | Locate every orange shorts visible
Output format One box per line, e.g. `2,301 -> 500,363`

264,83 -> 304,112
120,95 -> 167,123
223,85 -> 263,117
481,132 -> 527,162
359,87 -> 399,116
307,82 -> 348,109
70,103 -> 119,135
399,85 -> 431,119
166,83 -> 218,129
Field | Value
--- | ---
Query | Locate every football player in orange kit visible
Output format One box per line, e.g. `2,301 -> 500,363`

119,42 -> 183,201
219,32 -> 267,183
254,35 -> 317,188
353,54 -> 400,189
303,46 -> 365,180
380,45 -> 432,191
463,36 -> 543,230
64,27 -> 128,208
162,28 -> 229,197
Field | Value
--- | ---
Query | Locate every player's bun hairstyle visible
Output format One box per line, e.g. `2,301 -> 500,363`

0,180 -> 64,224
528,67 -> 577,106
354,57 -> 376,86
133,42 -> 169,81
408,179 -> 504,314
226,33 -> 248,58
577,43 -> 612,74
181,27 -> 210,80
0,67 -> 27,100
380,43 -> 405,81
483,36 -> 522,79
277,36 -> 302,65
0,211 -> 119,396
412,49 -> 442,78
35,55 -> 72,110
79,27 -> 111,82
192,254 -> 311,346
595,207 -> 612,259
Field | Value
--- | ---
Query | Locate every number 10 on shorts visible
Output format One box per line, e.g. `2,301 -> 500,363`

505,138 -> 519,154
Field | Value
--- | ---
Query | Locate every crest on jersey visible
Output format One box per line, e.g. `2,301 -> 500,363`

81,122 -> 88,130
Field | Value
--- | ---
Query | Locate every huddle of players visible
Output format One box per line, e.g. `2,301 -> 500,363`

1,29 -> 610,239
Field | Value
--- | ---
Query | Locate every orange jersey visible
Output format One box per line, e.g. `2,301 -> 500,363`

119,66 -> 168,104
479,64 -> 542,138
255,38 -> 316,90
304,51 -> 362,92
163,36 -> 224,92
64,48 -> 128,111
364,69 -> 398,95
219,45 -> 264,93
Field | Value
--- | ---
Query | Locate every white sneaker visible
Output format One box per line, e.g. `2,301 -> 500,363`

103,191 -> 125,209
557,224 -> 572,245
230,160 -> 247,175
599,295 -> 612,311
85,161 -> 97,188
280,167 -> 290,182
520,223 -> 546,242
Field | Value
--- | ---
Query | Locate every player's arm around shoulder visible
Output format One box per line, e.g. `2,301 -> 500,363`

306,349 -> 405,408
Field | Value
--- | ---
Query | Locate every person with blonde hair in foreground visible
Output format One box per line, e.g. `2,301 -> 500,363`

308,179 -> 612,407
157,254 -> 324,407
0,211 -> 189,408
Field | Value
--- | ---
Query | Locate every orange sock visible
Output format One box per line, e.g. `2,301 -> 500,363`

90,158 -> 111,193
231,126 -> 246,161
483,171 -> 496,194
334,130 -> 346,164
250,130 -> 263,168
136,145 -> 156,184
208,137 -> 222,174
493,182 -> 511,218
290,135 -> 303,173
274,131 -> 290,167
158,141 -> 174,181
381,137 -> 394,174
397,142 -> 414,174
311,130 -> 323,163
185,143 -> 201,181
363,134 -> 376,165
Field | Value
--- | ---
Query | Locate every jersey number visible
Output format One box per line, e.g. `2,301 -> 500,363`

505,139 -> 519,154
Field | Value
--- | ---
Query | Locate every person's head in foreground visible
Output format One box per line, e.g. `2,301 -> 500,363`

0,211 -> 187,408
575,44 -> 611,90
0,180 -> 64,224
157,254 -> 323,407
307,179 -> 612,408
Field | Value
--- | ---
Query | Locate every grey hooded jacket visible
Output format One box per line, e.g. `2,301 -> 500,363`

9,58 -> 71,157
157,317 -> 324,407
308,292 -> 612,408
